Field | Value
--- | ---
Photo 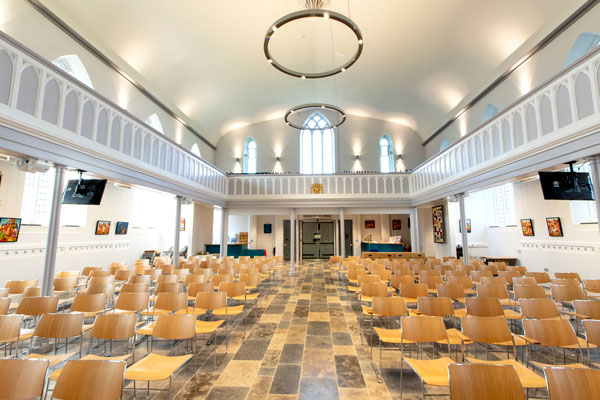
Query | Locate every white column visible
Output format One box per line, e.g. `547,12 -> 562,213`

220,208 -> 229,258
42,165 -> 66,296
340,208 -> 346,258
173,196 -> 182,266
333,215 -> 339,257
587,157 -> 600,236
457,193 -> 470,265
410,207 -> 420,253
290,209 -> 295,269
296,213 -> 300,264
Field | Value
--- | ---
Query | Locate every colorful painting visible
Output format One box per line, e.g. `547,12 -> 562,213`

546,217 -> 563,237
180,218 -> 185,231
432,206 -> 445,243
264,224 -> 272,234
95,220 -> 111,235
115,221 -> 128,235
0,218 -> 21,242
520,219 -> 534,236
459,219 -> 471,233
365,220 -> 375,229
392,219 -> 402,230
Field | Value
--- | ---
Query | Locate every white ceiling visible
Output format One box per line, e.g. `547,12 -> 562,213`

39,0 -> 585,144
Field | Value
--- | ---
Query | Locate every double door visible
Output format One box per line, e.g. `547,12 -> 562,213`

302,221 -> 334,259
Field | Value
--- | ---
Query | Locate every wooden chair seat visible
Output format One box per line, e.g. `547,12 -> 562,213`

498,298 -> 514,307
373,327 -> 406,344
530,361 -> 588,370
213,305 -> 244,316
48,354 -> 131,381
26,352 -> 77,367
503,309 -> 521,320
347,286 -> 359,292
403,357 -> 455,386
466,357 -> 546,389
403,297 -> 418,304
176,308 -> 206,316
453,308 -> 467,318
136,322 -> 155,336
3,328 -> 34,342
235,293 -> 259,301
445,328 -> 472,345
140,307 -> 186,316
196,320 -> 224,334
112,308 -> 137,315
125,353 -> 192,381
82,324 -> 94,333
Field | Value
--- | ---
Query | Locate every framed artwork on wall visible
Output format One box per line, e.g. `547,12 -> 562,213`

459,219 -> 471,233
264,224 -> 272,234
0,217 -> 21,242
546,217 -> 563,237
115,221 -> 129,235
95,220 -> 111,235
432,206 -> 445,243
365,220 -> 375,229
180,218 -> 185,231
520,219 -> 534,236
392,219 -> 401,230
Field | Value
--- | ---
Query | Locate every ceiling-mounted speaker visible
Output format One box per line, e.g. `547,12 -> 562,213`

16,158 -> 51,173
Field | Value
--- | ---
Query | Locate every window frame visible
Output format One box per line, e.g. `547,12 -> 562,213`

300,112 -> 335,175
243,137 -> 257,174
379,134 -> 394,173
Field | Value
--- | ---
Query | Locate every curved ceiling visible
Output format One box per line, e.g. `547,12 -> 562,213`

36,0 -> 586,144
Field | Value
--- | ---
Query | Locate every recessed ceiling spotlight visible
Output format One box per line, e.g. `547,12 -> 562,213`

358,39 -> 363,45
324,12 -> 329,19
341,67 -> 346,72
268,59 -> 273,63
301,75 -> 306,79
272,26 -> 278,32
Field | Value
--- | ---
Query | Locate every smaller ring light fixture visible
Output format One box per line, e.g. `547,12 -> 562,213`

265,9 -> 363,79
285,104 -> 346,130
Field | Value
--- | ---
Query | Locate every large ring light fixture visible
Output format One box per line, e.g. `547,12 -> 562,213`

264,9 -> 363,79
284,104 -> 346,129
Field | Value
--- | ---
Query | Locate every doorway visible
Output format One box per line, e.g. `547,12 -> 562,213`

302,221 -> 334,259
343,219 -> 353,257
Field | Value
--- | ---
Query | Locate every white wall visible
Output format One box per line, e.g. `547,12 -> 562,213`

1,0 -> 215,162
424,4 -> 600,158
227,214 -> 249,243
214,115 -> 425,173
0,160 -> 190,284
255,215 -> 276,257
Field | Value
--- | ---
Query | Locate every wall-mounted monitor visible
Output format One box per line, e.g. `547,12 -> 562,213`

62,179 -> 107,205
538,171 -> 594,201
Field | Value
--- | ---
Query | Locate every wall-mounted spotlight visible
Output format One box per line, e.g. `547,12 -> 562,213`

235,158 -> 240,163
276,157 -> 280,162
355,155 -> 360,160
397,154 -> 403,160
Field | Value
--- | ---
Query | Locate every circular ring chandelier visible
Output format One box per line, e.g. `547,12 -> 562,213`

264,9 -> 363,79
284,104 -> 346,129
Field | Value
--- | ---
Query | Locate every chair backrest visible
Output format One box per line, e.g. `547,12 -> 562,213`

357,275 -> 380,287
519,298 -> 560,319
0,359 -> 49,399
551,285 -> 586,302
172,269 -> 189,282
523,318 -> 579,347
114,292 -> 149,312
187,282 -> 214,298
371,296 -> 407,317
461,316 -> 513,344
89,270 -> 112,279
0,297 -> 10,315
133,265 -> 149,275
155,282 -> 183,293
446,270 -> 467,277
0,314 -> 23,341
195,291 -> 227,311
90,314 -> 136,340
373,269 -> 391,282
21,286 -> 41,297
53,277 -> 78,292
544,366 -> 600,400
219,282 -> 246,298
466,297 -> 504,317
81,267 -> 101,277
86,283 -> 115,297
109,264 -> 128,275
471,270 -> 493,282
120,283 -> 149,293
448,276 -> 474,290
401,315 -> 448,343
156,274 -> 177,284
436,283 -> 465,300
212,274 -> 233,287
152,314 -> 196,340
573,300 -> 600,320
16,296 -> 59,316
142,269 -> 160,280
52,359 -> 126,400
239,273 -> 260,288
0,288 -> 7,297
185,274 -> 208,286
583,279 -> 600,293
360,282 -> 389,299
420,275 -> 443,289
391,274 -> 414,289
417,296 -> 453,317
56,271 -> 79,279
513,277 -> 538,286
88,276 -> 115,286
160,264 -> 176,275
398,283 -> 428,299
128,274 -> 151,285
34,312 -> 84,339
514,284 -> 547,300
449,363 -> 525,400
477,284 -> 509,300
70,293 -> 107,313
114,270 -> 133,282
555,272 -> 582,284
497,272 -> 520,285
508,266 -> 527,276
154,292 -> 188,312
526,272 -> 551,284
551,278 -> 581,287
5,279 -> 38,294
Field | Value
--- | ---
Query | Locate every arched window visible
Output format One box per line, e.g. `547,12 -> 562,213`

379,134 -> 394,173
190,143 -> 201,157
300,112 -> 335,174
481,104 -> 499,124
564,33 -> 600,67
243,137 -> 257,173
52,55 -> 94,89
145,113 -> 164,134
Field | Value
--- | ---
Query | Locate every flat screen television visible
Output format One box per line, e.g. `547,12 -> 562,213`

538,171 -> 594,201
62,179 -> 107,205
